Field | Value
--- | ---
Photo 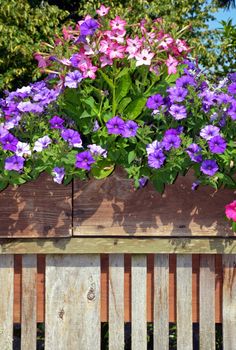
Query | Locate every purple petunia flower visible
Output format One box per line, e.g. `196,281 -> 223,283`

217,93 -> 232,105
147,149 -> 166,169
164,127 -> 183,137
167,86 -> 188,103
80,19 -> 99,36
138,176 -> 148,188
15,142 -> 31,156
106,116 -> 125,135
162,134 -> 181,151
227,100 -> 236,120
0,124 -> 9,138
93,120 -> 100,131
17,101 -> 44,114
208,135 -> 227,154
0,133 -> 18,151
64,70 -> 83,88
176,75 -> 196,88
61,129 -> 82,147
200,159 -> 219,176
87,144 -> 107,157
122,120 -> 139,137
33,136 -> 52,152
75,150 -> 95,171
169,104 -> 187,120
146,94 -> 164,110
228,82 -> 236,95
200,125 -> 220,140
191,180 -> 200,191
49,116 -> 64,129
186,143 -> 202,163
228,73 -> 236,82
146,140 -> 162,155
52,167 -> 65,184
5,155 -> 24,172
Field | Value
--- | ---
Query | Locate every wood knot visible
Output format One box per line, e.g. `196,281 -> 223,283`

87,287 -> 95,301
58,308 -> 65,320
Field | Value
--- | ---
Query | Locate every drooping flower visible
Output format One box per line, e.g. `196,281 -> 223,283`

166,55 -> 178,74
33,136 -> 52,152
138,176 -> 148,188
200,125 -> 220,140
162,134 -> 181,151
106,116 -> 125,135
169,104 -> 187,120
146,94 -> 164,110
49,116 -> 64,129
186,144 -> 202,163
15,142 -> 31,157
208,135 -> 227,154
61,129 -> 82,148
64,70 -> 83,88
200,159 -> 219,176
147,150 -> 166,169
75,150 -> 95,170
122,120 -> 139,137
225,201 -> 236,222
5,155 -> 24,172
87,144 -> 107,157
191,180 -> 200,191
52,167 -> 65,184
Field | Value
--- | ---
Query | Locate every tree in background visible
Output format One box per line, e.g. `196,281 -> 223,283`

0,0 -> 68,92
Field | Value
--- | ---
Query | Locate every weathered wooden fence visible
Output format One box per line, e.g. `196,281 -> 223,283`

0,238 -> 236,350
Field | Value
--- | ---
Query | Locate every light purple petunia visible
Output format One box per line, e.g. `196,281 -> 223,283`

208,135 -> 227,154
61,129 -> 82,147
200,125 -> 220,140
52,167 -> 65,184
106,116 -> 125,135
0,133 -> 18,151
169,104 -> 187,120
64,70 -> 83,88
15,142 -> 31,157
186,143 -> 202,163
200,159 -> 219,176
167,86 -> 188,103
146,94 -> 164,110
147,150 -> 166,169
17,101 -> 44,113
122,120 -> 139,137
228,82 -> 236,95
176,75 -> 196,88
87,144 -> 107,157
75,150 -> 95,170
5,155 -> 24,172
146,140 -> 162,155
138,176 -> 148,188
0,123 -> 9,138
162,134 -> 181,151
33,136 -> 52,152
227,100 -> 236,120
93,120 -> 100,131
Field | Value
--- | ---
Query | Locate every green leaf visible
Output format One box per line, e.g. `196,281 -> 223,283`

98,70 -> 114,89
124,97 -> 147,120
91,163 -> 114,179
232,221 -> 236,232
116,74 -> 132,104
117,97 -> 132,114
128,150 -> 136,164
152,175 -> 165,193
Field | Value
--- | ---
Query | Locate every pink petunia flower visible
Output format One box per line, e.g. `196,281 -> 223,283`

166,55 -> 178,74
96,5 -> 110,16
135,49 -> 154,67
225,201 -> 236,222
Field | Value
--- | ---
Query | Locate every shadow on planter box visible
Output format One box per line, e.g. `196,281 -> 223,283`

0,169 -> 235,238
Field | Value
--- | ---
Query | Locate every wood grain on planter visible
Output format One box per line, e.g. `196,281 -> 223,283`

0,173 -> 72,237
73,169 -> 236,237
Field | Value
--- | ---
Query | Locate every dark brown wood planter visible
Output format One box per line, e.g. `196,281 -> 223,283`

0,169 -> 235,238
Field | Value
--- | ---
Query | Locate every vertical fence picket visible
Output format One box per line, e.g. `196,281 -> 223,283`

131,255 -> 147,350
153,254 -> 169,350
0,255 -> 14,350
45,254 -> 100,350
177,254 -> 192,350
223,254 -> 236,350
199,255 -> 215,350
21,254 -> 37,350
109,254 -> 124,350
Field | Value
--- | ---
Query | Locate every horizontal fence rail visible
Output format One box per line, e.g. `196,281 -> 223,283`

0,250 -> 235,349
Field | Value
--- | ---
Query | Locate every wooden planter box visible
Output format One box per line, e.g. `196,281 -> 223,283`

0,169 -> 235,238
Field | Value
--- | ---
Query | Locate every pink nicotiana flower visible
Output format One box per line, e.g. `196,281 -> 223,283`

107,43 -> 126,59
96,5 -> 110,16
166,55 -> 178,74
100,55 -> 113,67
135,49 -> 154,67
110,16 -> 127,31
225,201 -> 236,222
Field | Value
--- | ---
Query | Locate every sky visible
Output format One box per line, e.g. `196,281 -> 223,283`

209,6 -> 236,29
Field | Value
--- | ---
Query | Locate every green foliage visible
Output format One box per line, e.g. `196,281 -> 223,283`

0,0 -> 68,92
